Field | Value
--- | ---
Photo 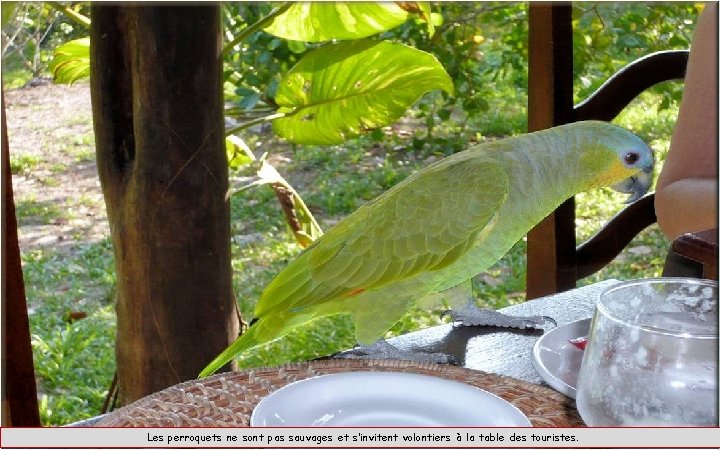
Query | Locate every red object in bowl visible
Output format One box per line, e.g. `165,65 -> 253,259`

569,336 -> 588,350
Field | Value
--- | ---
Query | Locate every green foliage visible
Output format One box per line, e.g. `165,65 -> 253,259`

221,2 -> 455,247
223,3 -> 306,117
1,1 -> 18,26
1,57 -> 32,88
572,2 -> 700,107
48,37 -> 89,84
225,135 -> 255,169
371,1 -> 698,151
232,157 -> 324,246
223,2 -> 435,125
263,2 -> 410,42
225,4 -> 452,148
374,2 -> 529,148
2,2 -> 89,78
39,3 -> 696,150
405,3 -> 530,137
272,39 -> 453,145
40,2 -> 451,246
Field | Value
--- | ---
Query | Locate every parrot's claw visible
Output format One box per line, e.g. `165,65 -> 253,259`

337,339 -> 457,365
442,303 -> 557,330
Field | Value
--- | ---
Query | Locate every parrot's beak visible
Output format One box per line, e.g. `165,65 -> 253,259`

612,165 -> 653,204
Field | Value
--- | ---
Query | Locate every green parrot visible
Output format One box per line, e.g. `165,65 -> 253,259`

200,120 -> 653,377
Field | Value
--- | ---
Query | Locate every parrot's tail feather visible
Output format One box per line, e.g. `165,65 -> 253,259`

198,325 -> 262,378
201,304 -> 343,377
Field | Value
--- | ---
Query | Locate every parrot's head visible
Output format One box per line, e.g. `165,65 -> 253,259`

573,121 -> 654,203
610,158 -> 654,204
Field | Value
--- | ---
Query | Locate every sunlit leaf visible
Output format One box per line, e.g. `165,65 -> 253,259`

263,2 -> 409,42
230,158 -> 323,247
430,11 -> 443,27
226,135 -> 255,170
286,40 -> 307,54
272,39 -> 454,145
401,1 -> 435,37
49,38 -> 90,85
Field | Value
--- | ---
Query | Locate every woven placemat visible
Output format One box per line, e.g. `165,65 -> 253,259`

95,359 -> 583,427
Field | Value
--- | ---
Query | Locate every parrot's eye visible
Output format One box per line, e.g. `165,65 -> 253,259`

623,151 -> 640,166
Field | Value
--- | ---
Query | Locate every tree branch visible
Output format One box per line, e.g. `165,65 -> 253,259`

225,112 -> 286,136
47,2 -> 91,28
222,2 -> 292,55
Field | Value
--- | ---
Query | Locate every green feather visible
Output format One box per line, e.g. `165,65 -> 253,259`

200,121 -> 653,376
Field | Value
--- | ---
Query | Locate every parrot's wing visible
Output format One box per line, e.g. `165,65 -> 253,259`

256,156 -> 510,317
418,280 -> 474,311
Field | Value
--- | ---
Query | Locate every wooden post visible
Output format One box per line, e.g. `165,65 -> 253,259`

526,3 -> 577,299
90,5 -> 240,404
2,90 -> 41,427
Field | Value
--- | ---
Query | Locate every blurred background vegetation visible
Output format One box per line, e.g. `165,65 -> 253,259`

2,1 -> 702,424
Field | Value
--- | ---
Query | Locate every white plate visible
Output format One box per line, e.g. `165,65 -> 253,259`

531,318 -> 591,399
250,371 -> 532,426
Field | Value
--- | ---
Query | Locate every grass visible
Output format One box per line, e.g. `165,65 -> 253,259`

61,137 -> 96,163
22,240 -> 117,425
10,153 -> 43,174
14,83 -> 678,425
15,196 -> 65,226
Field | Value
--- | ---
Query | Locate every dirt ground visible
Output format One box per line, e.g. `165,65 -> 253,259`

5,82 -> 109,253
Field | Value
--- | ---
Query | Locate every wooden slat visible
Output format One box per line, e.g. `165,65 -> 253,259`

574,50 -> 689,122
575,194 -> 657,279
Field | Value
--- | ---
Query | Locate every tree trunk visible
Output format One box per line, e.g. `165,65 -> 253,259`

90,4 -> 239,404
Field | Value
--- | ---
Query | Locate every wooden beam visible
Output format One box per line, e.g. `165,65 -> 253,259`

526,3 -> 577,299
2,90 -> 41,427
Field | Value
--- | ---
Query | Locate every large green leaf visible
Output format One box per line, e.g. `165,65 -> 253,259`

263,2 -> 409,42
49,38 -> 90,85
272,39 -> 454,145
